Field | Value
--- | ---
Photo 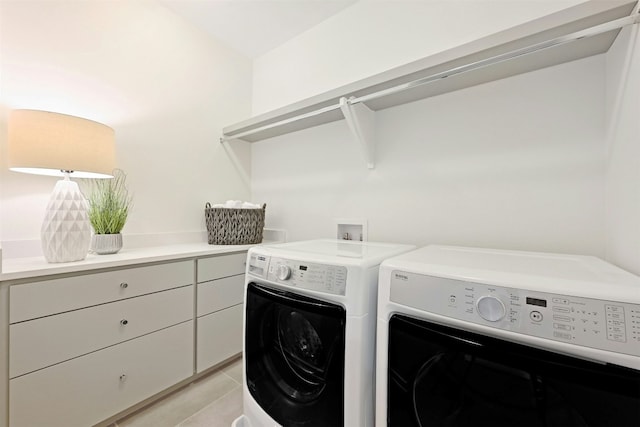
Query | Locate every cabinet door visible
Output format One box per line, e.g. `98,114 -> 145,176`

10,261 -> 193,323
10,286 -> 193,378
197,252 -> 246,283
197,275 -> 244,316
10,321 -> 193,427
196,304 -> 243,373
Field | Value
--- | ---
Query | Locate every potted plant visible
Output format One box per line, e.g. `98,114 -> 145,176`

86,169 -> 132,254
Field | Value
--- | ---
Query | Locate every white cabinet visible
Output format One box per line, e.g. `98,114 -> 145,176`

197,304 -> 244,373
8,261 -> 194,427
197,274 -> 244,315
9,261 -> 193,323
196,252 -> 246,373
197,252 -> 246,282
10,322 -> 193,427
10,285 -> 193,379
3,250 -> 252,426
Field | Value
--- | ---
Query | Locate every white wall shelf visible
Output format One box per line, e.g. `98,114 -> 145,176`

221,0 -> 638,167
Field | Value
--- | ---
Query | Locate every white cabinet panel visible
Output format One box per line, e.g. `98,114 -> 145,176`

9,321 -> 193,427
196,304 -> 243,373
10,261 -> 193,323
10,285 -> 193,378
197,275 -> 244,316
197,253 -> 246,283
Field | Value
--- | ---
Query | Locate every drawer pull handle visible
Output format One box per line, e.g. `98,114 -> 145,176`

120,374 -> 127,382
120,282 -> 128,289
120,319 -> 129,326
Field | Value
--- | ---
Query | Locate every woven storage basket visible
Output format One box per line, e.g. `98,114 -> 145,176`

205,202 -> 266,245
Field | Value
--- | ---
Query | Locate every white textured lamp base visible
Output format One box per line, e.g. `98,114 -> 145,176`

41,178 -> 92,263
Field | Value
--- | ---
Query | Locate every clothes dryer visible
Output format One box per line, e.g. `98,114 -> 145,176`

233,239 -> 415,427
376,245 -> 640,427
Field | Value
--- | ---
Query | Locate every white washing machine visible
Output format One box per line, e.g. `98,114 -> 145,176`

233,239 -> 415,427
376,245 -> 640,427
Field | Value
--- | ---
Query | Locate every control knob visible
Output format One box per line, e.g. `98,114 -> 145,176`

276,265 -> 292,281
476,296 -> 506,322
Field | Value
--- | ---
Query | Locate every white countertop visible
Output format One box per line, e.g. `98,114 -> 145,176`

0,242 -> 271,282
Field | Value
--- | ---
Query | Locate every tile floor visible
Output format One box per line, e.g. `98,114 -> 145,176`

112,357 -> 243,427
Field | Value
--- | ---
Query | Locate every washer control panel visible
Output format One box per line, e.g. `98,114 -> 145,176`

248,253 -> 347,296
390,270 -> 640,357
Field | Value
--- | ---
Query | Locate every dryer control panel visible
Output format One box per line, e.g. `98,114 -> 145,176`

390,271 -> 640,358
248,253 -> 347,296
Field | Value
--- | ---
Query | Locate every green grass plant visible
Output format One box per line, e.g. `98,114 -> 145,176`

87,169 -> 132,234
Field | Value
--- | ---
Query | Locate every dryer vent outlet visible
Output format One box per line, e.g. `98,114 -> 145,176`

335,219 -> 367,242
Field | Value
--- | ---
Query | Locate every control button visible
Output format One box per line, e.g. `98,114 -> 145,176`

607,312 -> 623,320
530,311 -> 543,322
607,331 -> 627,342
552,306 -> 570,313
248,265 -> 264,276
553,315 -> 571,322
606,304 -> 624,313
553,331 -> 572,340
552,297 -> 569,305
553,323 -> 570,331
476,296 -> 506,322
276,265 -> 292,281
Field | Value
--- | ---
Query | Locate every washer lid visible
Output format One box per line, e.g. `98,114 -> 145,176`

381,245 -> 640,303
256,239 -> 415,266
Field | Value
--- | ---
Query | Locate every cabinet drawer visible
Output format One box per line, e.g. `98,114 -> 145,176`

9,321 -> 193,427
197,274 -> 244,316
196,304 -> 243,373
10,261 -> 193,323
10,285 -> 193,379
197,252 -> 246,283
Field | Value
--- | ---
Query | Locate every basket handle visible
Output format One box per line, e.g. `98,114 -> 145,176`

205,202 -> 211,209
262,203 -> 266,210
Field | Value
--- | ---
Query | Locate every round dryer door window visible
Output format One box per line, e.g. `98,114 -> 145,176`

275,309 -> 329,401
245,283 -> 346,427
387,314 -> 640,427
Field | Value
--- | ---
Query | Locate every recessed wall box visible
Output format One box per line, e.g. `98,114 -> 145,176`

335,218 -> 368,242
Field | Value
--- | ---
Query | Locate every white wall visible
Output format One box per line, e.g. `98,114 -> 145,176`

252,0 -> 585,115
253,55 -> 606,256
0,0 -> 252,250
605,24 -> 640,275
250,0 -> 609,257
251,0 -> 640,270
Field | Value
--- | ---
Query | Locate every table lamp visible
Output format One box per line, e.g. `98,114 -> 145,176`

8,109 -> 116,263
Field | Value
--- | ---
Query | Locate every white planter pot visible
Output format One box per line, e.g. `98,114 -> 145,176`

91,233 -> 123,255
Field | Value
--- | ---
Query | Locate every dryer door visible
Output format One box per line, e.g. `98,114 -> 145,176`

246,282 -> 346,427
387,314 -> 640,427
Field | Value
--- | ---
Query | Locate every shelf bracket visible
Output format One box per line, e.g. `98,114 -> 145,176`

339,97 -> 375,169
219,137 -> 251,189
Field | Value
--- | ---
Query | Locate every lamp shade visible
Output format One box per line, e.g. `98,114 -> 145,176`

8,109 -> 116,178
